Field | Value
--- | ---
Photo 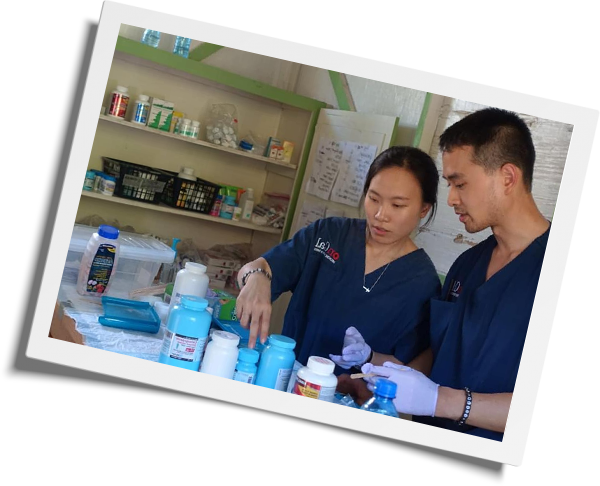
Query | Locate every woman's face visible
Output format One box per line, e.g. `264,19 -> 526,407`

364,166 -> 431,245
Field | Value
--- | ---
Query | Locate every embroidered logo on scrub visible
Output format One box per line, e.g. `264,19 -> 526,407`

448,279 -> 462,300
314,237 -> 340,264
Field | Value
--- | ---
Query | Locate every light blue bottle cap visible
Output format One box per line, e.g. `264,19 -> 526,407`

268,334 -> 296,350
98,225 -> 119,240
181,295 -> 208,311
238,347 -> 259,364
374,378 -> 397,399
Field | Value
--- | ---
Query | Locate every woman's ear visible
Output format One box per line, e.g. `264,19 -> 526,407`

420,203 -> 432,219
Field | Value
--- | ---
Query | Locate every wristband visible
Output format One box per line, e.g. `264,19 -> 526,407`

241,268 -> 272,287
457,387 -> 472,427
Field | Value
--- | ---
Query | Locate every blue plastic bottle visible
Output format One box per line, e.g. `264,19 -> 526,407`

254,335 -> 296,391
360,379 -> 399,418
233,348 -> 260,384
159,295 -> 211,371
141,29 -> 161,48
173,36 -> 191,58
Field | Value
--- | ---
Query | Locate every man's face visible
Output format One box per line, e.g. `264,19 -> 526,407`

442,146 -> 503,234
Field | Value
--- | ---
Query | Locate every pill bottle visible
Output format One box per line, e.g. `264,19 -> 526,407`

179,118 -> 192,137
178,167 -> 196,181
168,262 -> 210,316
83,170 -> 96,191
99,174 -> 117,196
159,296 -> 212,371
292,356 -> 338,402
233,348 -> 260,384
188,120 -> 200,139
76,225 -> 120,296
171,112 -> 185,133
107,86 -> 130,119
255,334 -> 296,391
219,195 -> 236,220
200,330 -> 240,379
92,171 -> 104,192
132,94 -> 150,125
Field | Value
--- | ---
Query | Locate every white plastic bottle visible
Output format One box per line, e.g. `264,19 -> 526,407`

76,225 -> 120,296
292,356 -> 338,402
238,188 -> 255,221
168,262 -> 210,315
199,330 -> 240,379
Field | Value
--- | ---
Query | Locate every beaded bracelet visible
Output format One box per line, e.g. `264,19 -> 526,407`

457,387 -> 472,427
241,267 -> 272,287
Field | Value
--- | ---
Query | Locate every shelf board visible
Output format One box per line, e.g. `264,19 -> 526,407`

80,191 -> 282,235
98,115 -> 297,170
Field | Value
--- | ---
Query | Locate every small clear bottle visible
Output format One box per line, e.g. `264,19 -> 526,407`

141,29 -> 161,48
255,335 -> 296,391
159,296 -> 212,371
292,356 -> 338,402
76,225 -> 120,296
200,330 -> 240,379
233,348 -> 260,384
173,36 -> 192,58
360,378 -> 399,418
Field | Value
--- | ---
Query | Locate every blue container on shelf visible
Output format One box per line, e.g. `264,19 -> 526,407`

173,36 -> 191,58
141,29 -> 161,48
254,334 -> 296,391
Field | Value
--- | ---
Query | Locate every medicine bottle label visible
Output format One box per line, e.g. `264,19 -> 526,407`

293,377 -> 335,402
233,370 -> 255,384
108,93 -> 129,119
275,368 -> 292,391
85,244 -> 117,294
133,103 -> 149,124
161,330 -> 206,362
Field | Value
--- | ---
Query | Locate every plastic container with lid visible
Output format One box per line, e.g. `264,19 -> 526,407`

107,86 -> 130,119
233,348 -> 260,384
159,296 -> 212,371
219,195 -> 236,220
83,170 -> 95,191
360,378 -> 399,418
99,174 -> 117,196
76,225 -> 120,297
199,330 -> 240,379
187,120 -> 200,139
168,262 -> 210,316
132,94 -> 150,125
179,118 -> 192,137
255,335 -> 296,391
178,167 -> 196,181
292,356 -> 338,402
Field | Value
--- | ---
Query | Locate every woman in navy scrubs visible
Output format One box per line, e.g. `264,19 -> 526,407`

235,146 -> 441,374
360,108 -> 551,441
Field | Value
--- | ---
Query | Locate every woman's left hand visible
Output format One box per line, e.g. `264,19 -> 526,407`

329,327 -> 372,369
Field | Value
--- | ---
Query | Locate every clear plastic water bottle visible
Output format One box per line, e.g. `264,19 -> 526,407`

173,36 -> 191,58
141,29 -> 161,48
360,378 -> 399,418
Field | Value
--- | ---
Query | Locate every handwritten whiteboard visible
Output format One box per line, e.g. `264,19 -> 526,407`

305,137 -> 378,208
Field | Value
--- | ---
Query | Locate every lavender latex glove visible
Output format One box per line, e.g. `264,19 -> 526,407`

329,327 -> 372,370
361,362 -> 439,417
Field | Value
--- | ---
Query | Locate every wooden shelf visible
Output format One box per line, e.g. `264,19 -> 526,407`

98,115 -> 298,170
81,191 -> 282,235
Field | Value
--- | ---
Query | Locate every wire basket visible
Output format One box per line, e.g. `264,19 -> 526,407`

102,157 -> 170,205
161,173 -> 221,214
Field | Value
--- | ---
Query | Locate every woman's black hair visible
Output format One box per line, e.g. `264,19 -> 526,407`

362,146 -> 439,227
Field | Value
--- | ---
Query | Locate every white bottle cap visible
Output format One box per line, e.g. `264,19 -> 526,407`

307,356 -> 335,375
183,118 -> 191,124
245,188 -> 254,196
192,120 -> 200,127
185,262 -> 207,273
139,94 -> 149,102
181,167 -> 195,176
116,85 -> 128,93
212,330 -> 240,348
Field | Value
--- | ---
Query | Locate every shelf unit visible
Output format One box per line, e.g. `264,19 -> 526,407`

81,191 -> 282,235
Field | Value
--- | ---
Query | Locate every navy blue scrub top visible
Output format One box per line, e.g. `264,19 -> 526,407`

414,226 -> 551,441
262,217 -> 441,374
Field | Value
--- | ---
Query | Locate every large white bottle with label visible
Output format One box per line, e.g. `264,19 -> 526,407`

168,262 -> 210,316
76,225 -> 120,296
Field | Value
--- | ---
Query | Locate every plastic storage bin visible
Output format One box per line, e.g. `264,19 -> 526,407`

161,171 -> 220,214
102,156 -> 171,204
64,224 -> 176,296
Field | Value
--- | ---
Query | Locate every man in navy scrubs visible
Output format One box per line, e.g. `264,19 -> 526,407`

358,107 -> 551,441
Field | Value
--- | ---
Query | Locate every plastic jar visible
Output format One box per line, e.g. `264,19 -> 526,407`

168,262 -> 210,316
132,94 -> 150,125
199,330 -> 240,379
179,118 -> 192,137
76,225 -> 120,296
83,170 -> 96,191
188,120 -> 200,139
178,167 -> 196,181
107,86 -> 130,119
292,356 -> 338,402
159,296 -> 212,371
99,174 -> 116,196
92,171 -> 104,192
233,348 -> 260,384
255,335 -> 296,391
219,195 -> 236,220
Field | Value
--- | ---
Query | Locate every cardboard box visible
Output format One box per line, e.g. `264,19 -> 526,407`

209,289 -> 238,321
206,265 -> 234,276
147,98 -> 174,131
206,272 -> 228,281
209,279 -> 227,290
199,250 -> 238,269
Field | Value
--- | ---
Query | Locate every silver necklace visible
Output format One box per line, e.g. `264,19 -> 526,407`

363,262 -> 391,293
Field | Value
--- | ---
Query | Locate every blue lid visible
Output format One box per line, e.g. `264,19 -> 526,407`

181,295 -> 208,311
268,334 -> 296,349
238,347 -> 259,364
103,175 -> 117,182
374,378 -> 397,399
239,140 -> 253,150
98,225 -> 119,239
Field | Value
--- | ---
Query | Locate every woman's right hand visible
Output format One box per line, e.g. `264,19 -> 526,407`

235,258 -> 273,349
